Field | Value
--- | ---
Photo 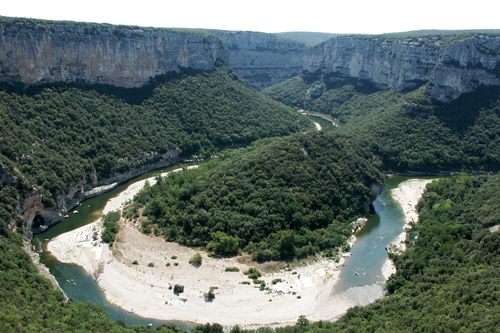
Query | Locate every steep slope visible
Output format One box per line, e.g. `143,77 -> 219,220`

2,18 -> 500,101
264,74 -> 500,173
0,70 -> 312,235
274,31 -> 339,47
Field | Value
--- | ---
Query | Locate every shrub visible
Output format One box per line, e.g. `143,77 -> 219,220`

240,281 -> 250,285
171,255 -> 177,259
141,221 -> 152,234
148,262 -> 154,267
272,278 -> 283,284
225,267 -> 240,272
204,287 -> 216,301
166,262 -> 171,267
189,253 -> 202,266
173,284 -> 184,294
243,267 -> 262,280
132,260 -> 139,265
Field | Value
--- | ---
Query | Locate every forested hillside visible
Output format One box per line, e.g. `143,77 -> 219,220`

128,133 -> 383,261
2,21 -> 500,331
221,175 -> 500,332
264,76 -> 500,173
0,70 -> 312,211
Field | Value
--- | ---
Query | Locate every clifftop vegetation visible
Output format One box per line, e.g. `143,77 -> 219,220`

317,30 -> 500,49
274,31 -> 339,47
0,15 -> 219,38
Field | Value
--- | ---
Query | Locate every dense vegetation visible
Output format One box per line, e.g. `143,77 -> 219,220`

0,65 -> 310,331
0,229 -> 180,332
101,211 -> 121,245
1,21 -> 500,331
0,69 -> 311,208
308,175 -> 500,331
221,175 -> 500,332
0,15 -> 218,38
127,133 -> 383,261
264,75 -> 500,173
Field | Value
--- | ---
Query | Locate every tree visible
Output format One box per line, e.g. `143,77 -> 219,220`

101,211 -> 120,245
296,315 -> 309,327
207,231 -> 239,255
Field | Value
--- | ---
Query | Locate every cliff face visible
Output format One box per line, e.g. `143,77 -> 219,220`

213,31 -> 306,90
2,19 -> 499,101
303,36 -> 500,101
0,24 -> 229,88
17,149 -> 180,236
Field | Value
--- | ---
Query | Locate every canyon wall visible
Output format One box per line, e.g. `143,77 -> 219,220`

303,36 -> 500,101
213,31 -> 306,90
0,21 -> 229,88
2,18 -> 499,102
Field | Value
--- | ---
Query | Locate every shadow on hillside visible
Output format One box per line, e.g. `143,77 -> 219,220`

432,85 -> 500,133
0,69 -> 205,106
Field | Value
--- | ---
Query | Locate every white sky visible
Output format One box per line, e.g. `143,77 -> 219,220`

2,0 -> 500,34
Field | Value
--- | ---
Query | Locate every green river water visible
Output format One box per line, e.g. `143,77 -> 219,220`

33,168 -> 420,329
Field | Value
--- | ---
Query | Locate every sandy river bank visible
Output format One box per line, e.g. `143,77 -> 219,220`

382,178 -> 434,280
47,175 -> 432,327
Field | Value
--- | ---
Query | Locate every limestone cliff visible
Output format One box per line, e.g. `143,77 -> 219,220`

211,31 -> 306,90
2,18 -> 499,101
0,20 -> 229,87
16,149 -> 180,236
303,35 -> 500,101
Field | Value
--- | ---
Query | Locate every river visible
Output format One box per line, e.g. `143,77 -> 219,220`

33,165 -> 194,329
33,169 -> 415,329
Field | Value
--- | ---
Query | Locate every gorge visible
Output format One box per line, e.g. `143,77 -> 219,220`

1,15 -> 500,332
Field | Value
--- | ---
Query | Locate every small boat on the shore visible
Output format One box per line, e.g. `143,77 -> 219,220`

73,210 -> 79,214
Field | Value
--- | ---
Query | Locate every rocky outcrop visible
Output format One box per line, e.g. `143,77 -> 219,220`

303,36 -> 500,102
212,31 -> 306,90
370,183 -> 385,197
0,21 -> 229,88
17,149 -> 181,236
90,149 -> 181,188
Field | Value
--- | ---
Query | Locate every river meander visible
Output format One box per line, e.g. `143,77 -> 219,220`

33,168 -> 416,328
